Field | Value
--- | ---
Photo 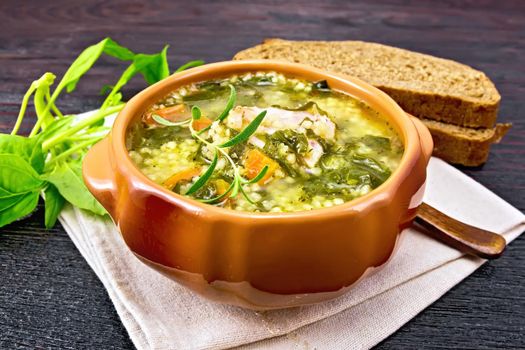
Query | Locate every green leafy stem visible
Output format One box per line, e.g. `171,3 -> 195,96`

153,85 -> 269,205
0,37 -> 203,229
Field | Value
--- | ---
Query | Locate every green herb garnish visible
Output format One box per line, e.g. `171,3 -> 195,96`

218,111 -> 267,148
152,114 -> 190,127
154,86 -> 269,205
0,38 -> 204,229
216,84 -> 237,122
185,150 -> 218,195
243,165 -> 269,185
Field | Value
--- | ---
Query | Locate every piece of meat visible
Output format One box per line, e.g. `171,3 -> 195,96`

225,106 -> 335,140
303,139 -> 324,168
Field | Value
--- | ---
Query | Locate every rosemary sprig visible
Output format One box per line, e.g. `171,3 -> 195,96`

185,150 -> 218,195
155,85 -> 269,205
219,110 -> 266,148
200,180 -> 236,204
152,114 -> 190,127
243,165 -> 269,184
216,84 -> 236,122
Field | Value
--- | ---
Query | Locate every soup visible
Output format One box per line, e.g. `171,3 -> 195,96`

127,71 -> 403,212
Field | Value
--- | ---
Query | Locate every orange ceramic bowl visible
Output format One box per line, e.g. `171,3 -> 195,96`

83,60 -> 433,310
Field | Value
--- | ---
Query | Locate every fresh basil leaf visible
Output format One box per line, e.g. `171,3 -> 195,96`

3,39 -> 192,229
186,151 -> 218,195
57,37 -> 143,94
100,49 -> 169,109
0,193 -> 28,211
132,45 -> 170,85
44,162 -> 106,216
216,85 -> 236,122
117,46 -> 170,87
0,154 -> 45,195
44,184 -> 65,229
102,38 -> 136,61
0,134 -> 45,173
59,38 -> 111,93
219,110 -> 267,148
0,191 -> 39,228
175,60 -> 205,73
0,153 -> 42,227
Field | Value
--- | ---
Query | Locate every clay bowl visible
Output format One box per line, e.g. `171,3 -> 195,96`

83,60 -> 433,310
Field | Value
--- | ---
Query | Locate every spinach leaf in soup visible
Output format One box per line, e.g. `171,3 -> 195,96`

351,155 -> 391,188
270,130 -> 309,155
263,139 -> 301,178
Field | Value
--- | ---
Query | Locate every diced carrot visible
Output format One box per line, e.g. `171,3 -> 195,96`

144,104 -> 191,126
192,116 -> 213,131
155,105 -> 190,121
214,179 -> 231,195
163,167 -> 201,190
244,149 -> 279,185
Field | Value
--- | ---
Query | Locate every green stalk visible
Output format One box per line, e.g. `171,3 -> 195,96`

188,121 -> 242,196
100,65 -> 135,110
42,104 -> 123,151
29,86 -> 62,137
46,91 -> 64,118
11,81 -> 37,135
46,136 -> 104,168
33,84 -> 56,131
66,131 -> 109,142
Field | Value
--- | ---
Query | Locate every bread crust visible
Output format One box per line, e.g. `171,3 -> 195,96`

421,121 -> 511,166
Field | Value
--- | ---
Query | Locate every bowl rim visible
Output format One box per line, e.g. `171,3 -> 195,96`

110,60 -> 422,220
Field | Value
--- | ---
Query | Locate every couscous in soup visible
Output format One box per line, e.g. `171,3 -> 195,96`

127,72 -> 403,212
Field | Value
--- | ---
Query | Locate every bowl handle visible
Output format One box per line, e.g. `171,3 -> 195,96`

409,115 -> 434,162
82,136 -> 117,217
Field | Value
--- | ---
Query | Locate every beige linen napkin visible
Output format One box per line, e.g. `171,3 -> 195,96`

60,157 -> 525,350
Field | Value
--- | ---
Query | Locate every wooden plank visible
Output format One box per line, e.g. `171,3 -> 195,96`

0,0 -> 523,348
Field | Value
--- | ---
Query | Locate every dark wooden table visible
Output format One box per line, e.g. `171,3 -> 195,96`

1,1 -> 524,348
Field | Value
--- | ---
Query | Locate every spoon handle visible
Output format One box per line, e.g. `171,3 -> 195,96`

415,202 -> 507,259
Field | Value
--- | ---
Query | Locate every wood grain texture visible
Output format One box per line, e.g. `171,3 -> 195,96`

0,0 -> 523,348
416,202 -> 507,259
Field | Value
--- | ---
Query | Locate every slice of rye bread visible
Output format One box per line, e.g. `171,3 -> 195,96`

234,38 -> 500,128
233,39 -> 511,166
421,120 -> 511,166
